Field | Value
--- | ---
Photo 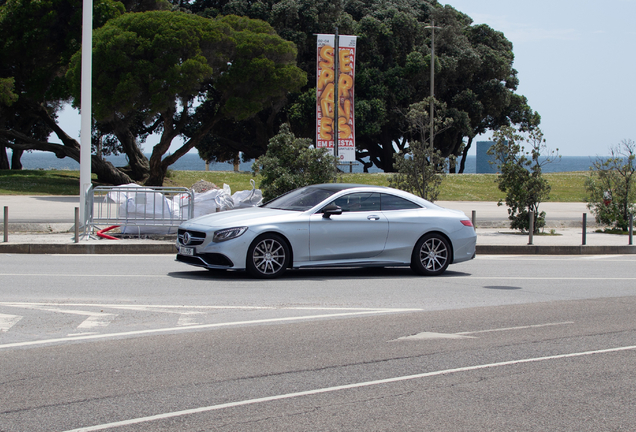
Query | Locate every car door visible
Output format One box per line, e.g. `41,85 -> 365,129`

309,192 -> 388,262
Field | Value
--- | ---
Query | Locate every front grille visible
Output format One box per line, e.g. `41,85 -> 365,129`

178,229 -> 206,246
200,253 -> 234,267
177,253 -> 234,268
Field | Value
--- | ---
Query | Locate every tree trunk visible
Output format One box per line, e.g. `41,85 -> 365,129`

10,148 -> 23,169
92,155 -> 136,185
112,125 -> 149,181
459,136 -> 473,174
0,145 -> 9,169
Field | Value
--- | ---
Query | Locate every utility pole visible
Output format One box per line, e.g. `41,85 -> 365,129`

333,27 -> 339,181
425,20 -> 441,155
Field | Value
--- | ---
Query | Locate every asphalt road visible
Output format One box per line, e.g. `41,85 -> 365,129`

1,254 -> 635,431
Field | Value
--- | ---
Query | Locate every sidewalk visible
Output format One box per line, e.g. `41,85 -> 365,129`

1,195 -> 635,255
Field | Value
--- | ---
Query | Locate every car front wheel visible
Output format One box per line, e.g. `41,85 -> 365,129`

411,233 -> 451,276
246,234 -> 290,278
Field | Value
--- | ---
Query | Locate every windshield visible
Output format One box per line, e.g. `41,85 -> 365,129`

263,186 -> 340,211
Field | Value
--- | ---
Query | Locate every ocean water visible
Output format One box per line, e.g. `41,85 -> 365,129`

9,151 -> 599,174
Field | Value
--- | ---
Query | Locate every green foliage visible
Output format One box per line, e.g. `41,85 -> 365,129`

0,77 -> 17,106
488,126 -> 557,233
391,144 -> 448,202
0,0 -> 124,102
585,139 -> 636,231
170,0 -> 537,172
252,124 -> 336,201
68,11 -> 230,120
389,97 -> 454,201
66,10 -> 306,185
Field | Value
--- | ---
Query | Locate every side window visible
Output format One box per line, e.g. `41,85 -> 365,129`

381,193 -> 423,210
332,192 -> 381,212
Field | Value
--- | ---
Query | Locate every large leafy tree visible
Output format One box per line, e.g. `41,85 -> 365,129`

0,0 -> 134,182
68,11 -> 306,185
181,0 -> 538,173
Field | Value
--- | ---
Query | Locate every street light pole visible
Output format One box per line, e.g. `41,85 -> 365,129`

425,20 -> 441,155
79,0 -> 93,231
333,27 -> 339,181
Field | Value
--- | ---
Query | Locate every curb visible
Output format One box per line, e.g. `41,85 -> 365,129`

2,243 -> 635,255
476,245 -> 636,255
0,243 -> 176,254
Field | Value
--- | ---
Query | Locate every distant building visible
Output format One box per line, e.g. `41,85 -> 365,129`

476,141 -> 498,173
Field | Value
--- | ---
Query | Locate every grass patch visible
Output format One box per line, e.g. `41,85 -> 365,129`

0,168 -> 593,202
0,169 -> 89,195
594,228 -> 632,235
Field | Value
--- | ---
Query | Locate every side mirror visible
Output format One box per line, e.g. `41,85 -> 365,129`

322,203 -> 343,219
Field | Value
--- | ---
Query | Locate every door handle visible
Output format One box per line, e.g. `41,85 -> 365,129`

367,215 -> 380,221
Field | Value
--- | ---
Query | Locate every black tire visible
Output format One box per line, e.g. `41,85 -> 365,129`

411,233 -> 451,276
246,234 -> 290,278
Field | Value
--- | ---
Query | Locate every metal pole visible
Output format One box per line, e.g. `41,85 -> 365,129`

629,213 -> 633,246
74,207 -> 80,243
582,213 -> 587,245
472,210 -> 476,229
333,28 -> 339,181
79,0 -> 93,228
429,19 -> 435,155
3,206 -> 7,243
528,211 -> 534,245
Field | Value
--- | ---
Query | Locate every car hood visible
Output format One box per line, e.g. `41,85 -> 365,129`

181,207 -> 298,229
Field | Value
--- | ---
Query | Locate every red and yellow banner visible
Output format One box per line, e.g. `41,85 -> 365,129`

316,34 -> 357,162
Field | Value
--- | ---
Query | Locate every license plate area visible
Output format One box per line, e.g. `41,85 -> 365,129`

180,247 -> 194,256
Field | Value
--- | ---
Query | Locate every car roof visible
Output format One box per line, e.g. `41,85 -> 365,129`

307,183 -> 389,191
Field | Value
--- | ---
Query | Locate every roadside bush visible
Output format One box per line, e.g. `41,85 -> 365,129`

585,139 -> 636,231
488,126 -> 558,233
390,98 -> 455,202
252,124 -> 336,202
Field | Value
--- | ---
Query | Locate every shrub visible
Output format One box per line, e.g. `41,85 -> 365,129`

252,124 -> 336,201
585,139 -> 636,231
488,126 -> 558,233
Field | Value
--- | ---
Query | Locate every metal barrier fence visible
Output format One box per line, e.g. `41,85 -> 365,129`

86,185 -> 194,237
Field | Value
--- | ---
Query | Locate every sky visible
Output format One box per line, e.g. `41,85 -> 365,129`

445,0 -> 636,156
57,0 -> 636,157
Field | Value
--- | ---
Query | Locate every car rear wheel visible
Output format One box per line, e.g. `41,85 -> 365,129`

411,233 -> 451,276
246,234 -> 290,278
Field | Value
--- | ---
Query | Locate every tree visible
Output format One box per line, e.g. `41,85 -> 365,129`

252,123 -> 336,202
488,126 -> 557,233
67,11 -> 307,185
0,77 -> 17,107
390,97 -> 454,201
585,139 -> 636,231
0,0 -> 133,183
182,0 -> 538,173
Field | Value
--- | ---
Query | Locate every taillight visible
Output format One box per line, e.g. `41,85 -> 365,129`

460,219 -> 473,227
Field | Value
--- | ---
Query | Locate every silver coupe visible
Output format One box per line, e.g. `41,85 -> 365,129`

176,184 -> 476,278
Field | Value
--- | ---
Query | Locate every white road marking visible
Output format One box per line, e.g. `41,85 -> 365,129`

177,312 -> 205,326
0,313 -> 22,332
457,321 -> 574,335
0,302 -> 399,311
393,322 -> 574,341
0,273 -> 166,277
62,344 -> 636,432
444,276 -> 636,280
395,332 -> 476,341
0,308 -> 421,350
2,304 -> 118,332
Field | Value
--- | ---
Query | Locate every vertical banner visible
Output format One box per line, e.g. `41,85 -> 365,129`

316,34 -> 357,162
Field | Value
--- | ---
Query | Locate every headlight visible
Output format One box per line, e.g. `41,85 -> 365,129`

213,226 -> 248,242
